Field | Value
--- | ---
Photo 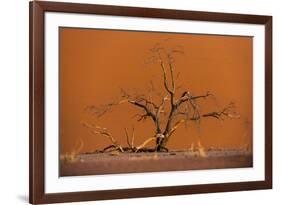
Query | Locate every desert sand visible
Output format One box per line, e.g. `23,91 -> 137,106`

60,150 -> 252,176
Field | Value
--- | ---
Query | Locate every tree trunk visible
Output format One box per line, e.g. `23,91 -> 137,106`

155,134 -> 168,151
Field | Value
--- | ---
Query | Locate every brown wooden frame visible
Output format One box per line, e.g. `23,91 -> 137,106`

29,1 -> 272,204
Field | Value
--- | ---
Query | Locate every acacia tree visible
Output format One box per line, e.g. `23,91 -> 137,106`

84,43 -> 239,153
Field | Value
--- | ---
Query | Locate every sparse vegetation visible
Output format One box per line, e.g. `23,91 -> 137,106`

83,43 -> 240,154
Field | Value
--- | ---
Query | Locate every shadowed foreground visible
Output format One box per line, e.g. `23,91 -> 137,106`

60,150 -> 252,176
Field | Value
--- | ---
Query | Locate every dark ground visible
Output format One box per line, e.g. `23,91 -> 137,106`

60,150 -> 253,176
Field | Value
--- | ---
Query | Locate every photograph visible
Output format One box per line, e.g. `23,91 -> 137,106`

59,27 -> 253,176
29,1 -> 272,203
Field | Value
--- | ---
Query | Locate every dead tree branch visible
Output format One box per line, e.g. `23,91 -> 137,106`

84,42 -> 240,152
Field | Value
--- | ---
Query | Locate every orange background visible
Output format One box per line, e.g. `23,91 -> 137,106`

59,27 -> 253,154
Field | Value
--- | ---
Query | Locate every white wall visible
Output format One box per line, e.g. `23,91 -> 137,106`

0,0 -> 279,204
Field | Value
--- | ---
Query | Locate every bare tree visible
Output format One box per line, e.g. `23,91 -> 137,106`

85,43 -> 240,152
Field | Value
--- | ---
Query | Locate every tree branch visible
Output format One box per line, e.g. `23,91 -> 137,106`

160,60 -> 174,96
82,122 -> 124,152
178,102 -> 240,121
135,136 -> 156,152
175,91 -> 211,108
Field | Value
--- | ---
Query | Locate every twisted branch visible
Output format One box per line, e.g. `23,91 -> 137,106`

84,42 -> 240,152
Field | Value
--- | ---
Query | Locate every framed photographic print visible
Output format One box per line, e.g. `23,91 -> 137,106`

29,1 -> 272,204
